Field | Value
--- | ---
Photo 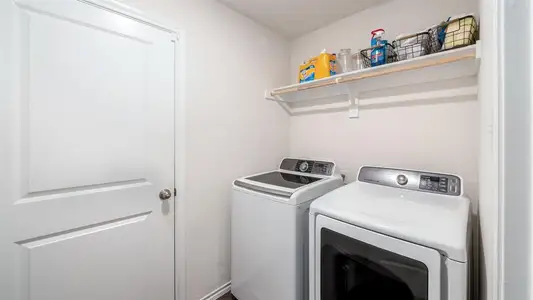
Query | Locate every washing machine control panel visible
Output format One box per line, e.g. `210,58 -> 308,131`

280,158 -> 335,176
358,166 -> 462,196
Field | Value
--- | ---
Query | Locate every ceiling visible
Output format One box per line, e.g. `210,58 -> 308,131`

217,0 -> 390,39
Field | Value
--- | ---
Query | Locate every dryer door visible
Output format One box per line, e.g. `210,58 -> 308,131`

314,215 -> 441,300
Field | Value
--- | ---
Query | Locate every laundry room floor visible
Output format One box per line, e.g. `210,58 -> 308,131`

218,292 -> 235,300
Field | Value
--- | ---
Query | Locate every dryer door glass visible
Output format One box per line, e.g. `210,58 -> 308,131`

321,228 -> 428,300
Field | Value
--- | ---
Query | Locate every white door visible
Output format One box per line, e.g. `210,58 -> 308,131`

314,215 -> 442,300
0,1 -> 176,300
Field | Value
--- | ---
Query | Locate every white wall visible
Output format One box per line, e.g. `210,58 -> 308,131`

289,0 -> 479,199
116,1 -> 290,299
290,102 -> 479,189
288,0 -> 483,297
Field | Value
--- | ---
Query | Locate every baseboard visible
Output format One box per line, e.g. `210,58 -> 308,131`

199,281 -> 231,300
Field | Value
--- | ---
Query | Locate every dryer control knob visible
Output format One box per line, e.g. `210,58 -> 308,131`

397,174 -> 408,186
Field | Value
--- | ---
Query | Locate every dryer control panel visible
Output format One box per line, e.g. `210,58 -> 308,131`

358,166 -> 462,196
280,158 -> 335,176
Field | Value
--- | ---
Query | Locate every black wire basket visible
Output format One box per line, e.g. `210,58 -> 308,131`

360,43 -> 397,68
392,32 -> 435,61
438,15 -> 479,51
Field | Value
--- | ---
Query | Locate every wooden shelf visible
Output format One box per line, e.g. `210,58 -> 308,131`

266,43 -> 481,118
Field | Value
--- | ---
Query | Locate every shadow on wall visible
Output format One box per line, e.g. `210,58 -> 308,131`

290,77 -> 477,116
471,214 -> 481,300
293,95 -> 475,116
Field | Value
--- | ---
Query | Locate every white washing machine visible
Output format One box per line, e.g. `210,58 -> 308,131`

232,158 -> 344,300
309,166 -> 471,300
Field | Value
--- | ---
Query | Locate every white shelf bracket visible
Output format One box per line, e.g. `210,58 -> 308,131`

265,89 -> 293,115
264,89 -> 276,101
347,86 -> 359,119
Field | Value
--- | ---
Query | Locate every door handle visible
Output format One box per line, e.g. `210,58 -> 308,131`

159,189 -> 172,200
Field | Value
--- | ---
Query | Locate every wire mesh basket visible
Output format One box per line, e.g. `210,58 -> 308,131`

392,32 -> 435,61
427,24 -> 446,53
360,43 -> 397,68
439,15 -> 479,51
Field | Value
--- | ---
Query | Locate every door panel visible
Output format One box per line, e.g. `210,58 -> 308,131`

27,9 -> 148,192
1,1 -> 175,299
22,213 -> 154,300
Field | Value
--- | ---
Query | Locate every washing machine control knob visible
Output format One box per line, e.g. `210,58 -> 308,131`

397,174 -> 408,186
299,161 -> 309,172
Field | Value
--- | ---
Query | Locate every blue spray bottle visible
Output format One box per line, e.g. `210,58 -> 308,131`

370,29 -> 387,67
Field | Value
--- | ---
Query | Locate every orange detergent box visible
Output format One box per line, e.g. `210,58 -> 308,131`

299,51 -> 337,83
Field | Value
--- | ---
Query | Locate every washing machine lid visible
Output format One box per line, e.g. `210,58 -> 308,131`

310,167 -> 471,262
245,171 -> 323,189
234,171 -> 324,198
233,158 -> 344,205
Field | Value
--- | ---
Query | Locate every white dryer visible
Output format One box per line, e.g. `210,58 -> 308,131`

232,158 -> 344,300
309,166 -> 471,300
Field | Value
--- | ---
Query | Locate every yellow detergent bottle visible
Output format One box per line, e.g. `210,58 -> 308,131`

299,50 -> 337,83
